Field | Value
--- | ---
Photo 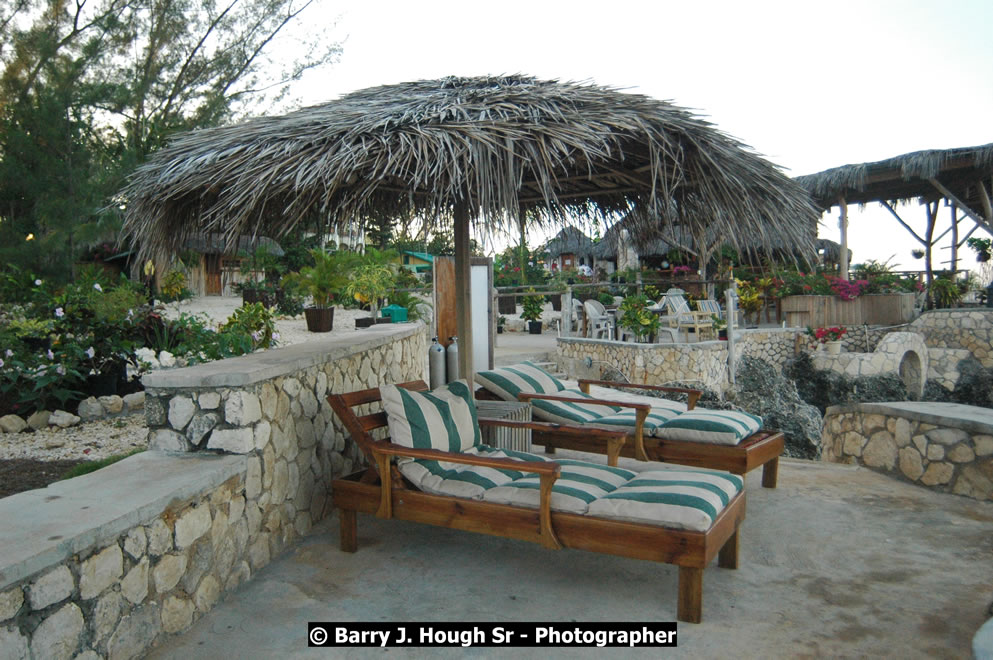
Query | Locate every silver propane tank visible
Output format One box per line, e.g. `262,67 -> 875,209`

446,336 -> 459,383
428,337 -> 446,389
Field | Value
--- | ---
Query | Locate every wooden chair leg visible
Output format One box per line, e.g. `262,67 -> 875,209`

339,509 -> 357,552
677,566 -> 703,624
718,529 -> 739,569
761,457 -> 779,488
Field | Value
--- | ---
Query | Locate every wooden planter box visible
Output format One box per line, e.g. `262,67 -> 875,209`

781,293 -> 914,328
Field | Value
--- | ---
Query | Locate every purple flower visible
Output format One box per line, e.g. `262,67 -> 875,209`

56,365 -> 65,376
55,307 -> 64,318
4,349 -> 11,357
251,330 -> 262,342
85,346 -> 95,359
272,332 -> 281,342
47,349 -> 54,360
0,358 -> 4,368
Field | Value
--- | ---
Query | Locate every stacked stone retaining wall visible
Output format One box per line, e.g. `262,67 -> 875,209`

910,309 -> 993,368
0,323 -> 427,659
822,402 -> 993,501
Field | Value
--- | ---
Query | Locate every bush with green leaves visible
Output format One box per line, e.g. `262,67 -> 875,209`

520,290 -> 545,322
617,294 -> 661,341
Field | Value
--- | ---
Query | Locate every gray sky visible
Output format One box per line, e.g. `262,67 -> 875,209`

295,0 -> 993,270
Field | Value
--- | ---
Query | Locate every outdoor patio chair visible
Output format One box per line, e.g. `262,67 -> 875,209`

696,299 -> 738,329
583,299 -> 614,340
328,379 -> 745,623
475,362 -> 784,487
658,289 -> 714,341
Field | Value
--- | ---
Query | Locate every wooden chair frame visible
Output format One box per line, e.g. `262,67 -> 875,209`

328,381 -> 744,623
482,379 -> 784,487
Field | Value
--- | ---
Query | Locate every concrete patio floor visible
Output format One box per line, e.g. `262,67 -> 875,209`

149,454 -> 993,659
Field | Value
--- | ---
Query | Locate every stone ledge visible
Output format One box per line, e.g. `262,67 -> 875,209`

825,402 -> 993,436
142,322 -> 424,389
0,451 -> 247,590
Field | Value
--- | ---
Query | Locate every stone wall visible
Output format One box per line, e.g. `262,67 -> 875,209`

811,332 -> 928,398
822,402 -> 993,501
910,309 -> 993,368
0,323 -> 427,659
557,337 -> 729,391
735,328 -> 803,370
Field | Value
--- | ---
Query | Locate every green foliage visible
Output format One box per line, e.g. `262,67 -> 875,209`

930,277 -> 962,308
617,295 -> 660,341
160,270 -> 192,302
60,449 -> 146,480
597,292 -> 615,306
520,290 -> 546,322
386,290 -> 432,323
284,249 -> 359,308
221,304 -> 277,350
0,0 -> 341,282
966,237 -> 992,262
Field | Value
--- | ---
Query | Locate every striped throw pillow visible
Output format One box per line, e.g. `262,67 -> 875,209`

482,459 -> 636,514
656,409 -> 762,446
398,445 -> 546,499
380,380 -> 481,454
529,388 -> 621,425
588,468 -> 744,531
474,361 -> 566,402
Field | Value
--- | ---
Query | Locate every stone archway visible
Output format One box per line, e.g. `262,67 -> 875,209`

898,350 -> 923,400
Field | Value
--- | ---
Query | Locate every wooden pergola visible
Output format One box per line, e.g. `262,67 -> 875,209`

796,143 -> 993,284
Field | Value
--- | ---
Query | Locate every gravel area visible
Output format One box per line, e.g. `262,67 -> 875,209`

0,415 -> 149,462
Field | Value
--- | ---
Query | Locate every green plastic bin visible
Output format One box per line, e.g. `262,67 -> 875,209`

380,304 -> 408,322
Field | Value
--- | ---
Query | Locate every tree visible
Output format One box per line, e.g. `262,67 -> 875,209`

0,0 -> 341,279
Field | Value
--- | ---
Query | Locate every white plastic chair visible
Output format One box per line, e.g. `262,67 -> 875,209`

659,289 -> 713,341
583,299 -> 614,340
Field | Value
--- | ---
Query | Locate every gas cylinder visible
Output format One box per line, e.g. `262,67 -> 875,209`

428,337 -> 446,389
446,336 -> 459,383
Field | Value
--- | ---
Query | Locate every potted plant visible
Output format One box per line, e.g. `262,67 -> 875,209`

805,325 -> 847,354
711,314 -> 728,340
911,248 -> 925,260
521,289 -> 545,334
346,263 -> 397,328
617,294 -> 661,342
497,315 -> 506,334
547,272 -> 568,311
283,249 -> 356,332
967,237 -> 991,263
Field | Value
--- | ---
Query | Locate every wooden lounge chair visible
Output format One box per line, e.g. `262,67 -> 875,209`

475,363 -> 784,488
328,380 -> 746,623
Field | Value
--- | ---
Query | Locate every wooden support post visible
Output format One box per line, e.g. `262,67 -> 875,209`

761,457 -> 780,488
454,200 -> 474,380
339,509 -> 357,552
925,201 -> 938,308
677,566 -> 703,624
838,198 -> 850,280
951,203 -> 959,272
561,287 -> 572,337
718,529 -> 739,569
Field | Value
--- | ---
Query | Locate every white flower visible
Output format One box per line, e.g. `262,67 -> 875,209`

85,346 -> 95,359
0,358 -> 4,368
55,307 -> 64,318
46,349 -> 54,360
93,283 -> 103,292
4,349 -> 11,357
56,365 -> 65,376
272,332 -> 281,341
34,279 -> 42,286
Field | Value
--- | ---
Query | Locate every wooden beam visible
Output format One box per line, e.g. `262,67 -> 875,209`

977,180 -> 993,226
454,199 -> 473,380
880,201 -> 927,244
928,177 -> 993,236
924,201 -> 938,308
950,203 -> 959,272
838,198 -> 849,280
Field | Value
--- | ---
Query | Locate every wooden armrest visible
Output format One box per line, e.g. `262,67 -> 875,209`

517,392 -> 650,412
478,418 -> 628,440
577,379 -> 703,409
369,441 -> 561,476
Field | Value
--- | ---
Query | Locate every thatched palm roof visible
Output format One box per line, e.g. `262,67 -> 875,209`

543,226 -> 595,258
183,233 -> 284,256
795,143 -> 993,210
119,75 -> 819,261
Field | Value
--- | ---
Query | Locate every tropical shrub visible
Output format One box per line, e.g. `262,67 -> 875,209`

520,290 -> 546,322
617,294 -> 660,341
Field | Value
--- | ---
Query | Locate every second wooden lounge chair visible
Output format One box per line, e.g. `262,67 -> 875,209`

475,362 -> 784,488
328,379 -> 746,623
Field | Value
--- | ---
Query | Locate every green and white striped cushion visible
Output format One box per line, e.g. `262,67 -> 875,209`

380,380 -> 481,454
398,445 -> 546,499
529,388 -> 621,425
589,409 -> 680,435
474,361 -> 566,402
588,468 -> 744,531
482,459 -> 636,514
581,384 -> 689,416
656,409 -> 762,446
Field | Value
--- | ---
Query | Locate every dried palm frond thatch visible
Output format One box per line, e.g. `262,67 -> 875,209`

120,75 -> 819,261
796,143 -> 993,209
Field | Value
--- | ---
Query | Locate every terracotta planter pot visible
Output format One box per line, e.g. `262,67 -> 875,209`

304,306 -> 334,333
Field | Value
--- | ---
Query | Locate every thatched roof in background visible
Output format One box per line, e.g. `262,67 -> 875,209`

795,143 -> 993,210
119,75 -> 819,262
183,233 -> 284,256
543,226 -> 595,257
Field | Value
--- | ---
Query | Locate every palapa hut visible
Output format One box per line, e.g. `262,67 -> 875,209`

543,227 -> 596,272
120,75 -> 819,377
796,143 -> 993,285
